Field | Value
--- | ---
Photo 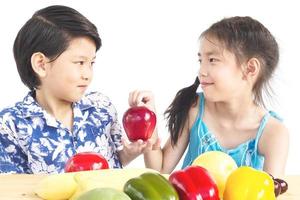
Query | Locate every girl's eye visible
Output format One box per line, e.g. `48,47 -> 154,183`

91,61 -> 95,66
198,59 -> 202,63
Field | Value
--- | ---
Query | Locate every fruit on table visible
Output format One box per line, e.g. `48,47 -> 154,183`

70,168 -> 160,200
223,166 -> 275,200
192,151 -> 237,198
273,177 -> 288,197
35,172 -> 77,200
169,166 -> 219,200
35,168 -> 159,200
122,106 -> 156,142
65,152 -> 109,172
124,172 -> 179,200
75,188 -> 131,200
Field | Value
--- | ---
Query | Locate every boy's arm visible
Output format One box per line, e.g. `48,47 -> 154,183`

0,123 -> 26,173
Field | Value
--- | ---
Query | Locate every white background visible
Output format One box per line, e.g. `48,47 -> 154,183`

0,0 -> 299,174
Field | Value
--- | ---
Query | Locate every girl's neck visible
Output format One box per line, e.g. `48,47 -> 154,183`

35,89 -> 73,121
206,94 -> 264,125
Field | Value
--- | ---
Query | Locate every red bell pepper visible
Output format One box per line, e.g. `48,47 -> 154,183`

64,152 -> 109,172
169,166 -> 219,200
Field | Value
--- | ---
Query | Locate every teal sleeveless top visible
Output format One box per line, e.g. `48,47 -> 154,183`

182,93 -> 282,170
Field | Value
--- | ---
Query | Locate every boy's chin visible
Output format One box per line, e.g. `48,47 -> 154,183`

66,94 -> 85,103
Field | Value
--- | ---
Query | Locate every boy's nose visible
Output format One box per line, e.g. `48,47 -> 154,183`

81,76 -> 88,81
81,66 -> 93,81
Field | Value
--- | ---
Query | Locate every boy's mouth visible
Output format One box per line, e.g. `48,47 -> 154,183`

77,85 -> 88,90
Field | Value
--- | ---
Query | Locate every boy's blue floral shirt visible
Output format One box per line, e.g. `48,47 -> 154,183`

0,91 -> 124,174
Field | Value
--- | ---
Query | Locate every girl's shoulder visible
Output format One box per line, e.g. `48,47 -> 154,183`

264,113 -> 288,136
259,111 -> 289,151
187,94 -> 201,130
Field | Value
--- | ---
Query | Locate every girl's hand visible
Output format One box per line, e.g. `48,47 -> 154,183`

128,90 -> 156,112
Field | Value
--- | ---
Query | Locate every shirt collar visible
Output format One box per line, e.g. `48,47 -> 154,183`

19,91 -> 44,118
20,91 -> 96,118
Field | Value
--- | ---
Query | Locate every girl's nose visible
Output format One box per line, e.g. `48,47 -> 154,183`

201,71 -> 208,76
199,66 -> 208,77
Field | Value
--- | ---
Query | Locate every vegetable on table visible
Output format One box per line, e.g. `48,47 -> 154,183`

169,165 -> 219,200
223,166 -> 275,200
124,172 -> 179,200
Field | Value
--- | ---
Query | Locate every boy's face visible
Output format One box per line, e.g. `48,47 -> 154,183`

42,37 -> 96,102
197,36 -> 247,102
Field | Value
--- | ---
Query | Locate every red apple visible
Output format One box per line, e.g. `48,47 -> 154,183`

64,152 -> 109,172
122,106 -> 156,142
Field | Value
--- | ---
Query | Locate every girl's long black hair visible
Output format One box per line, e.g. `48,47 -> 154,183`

164,77 -> 199,146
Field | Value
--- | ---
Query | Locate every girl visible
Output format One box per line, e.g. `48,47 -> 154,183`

0,5 -> 150,174
129,16 -> 289,177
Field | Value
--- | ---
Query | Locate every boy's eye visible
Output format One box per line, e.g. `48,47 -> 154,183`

209,58 -> 218,62
74,61 -> 85,65
198,59 -> 202,63
91,61 -> 95,66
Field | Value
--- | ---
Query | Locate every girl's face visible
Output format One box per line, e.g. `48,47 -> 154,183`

198,36 -> 247,101
42,37 -> 96,102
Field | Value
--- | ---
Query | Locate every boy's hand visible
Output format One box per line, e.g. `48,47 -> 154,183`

119,137 -> 161,166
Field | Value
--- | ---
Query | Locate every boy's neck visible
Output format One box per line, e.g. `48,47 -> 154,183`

35,89 -> 73,123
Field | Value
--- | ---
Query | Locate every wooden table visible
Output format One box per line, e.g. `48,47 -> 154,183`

0,174 -> 299,199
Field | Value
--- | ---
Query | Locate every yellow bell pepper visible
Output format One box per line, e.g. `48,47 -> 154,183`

223,166 -> 275,200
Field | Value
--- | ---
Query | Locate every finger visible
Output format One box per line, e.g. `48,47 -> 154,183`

152,138 -> 161,150
132,90 -> 142,106
121,137 -> 130,148
136,91 -> 151,105
142,140 -> 154,152
136,139 -> 148,152
128,90 -> 137,107
128,91 -> 133,107
136,139 -> 144,145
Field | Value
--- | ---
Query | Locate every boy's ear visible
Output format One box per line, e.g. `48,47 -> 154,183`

31,52 -> 48,77
243,57 -> 260,79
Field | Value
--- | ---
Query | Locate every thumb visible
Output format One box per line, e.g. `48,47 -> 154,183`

152,137 -> 161,150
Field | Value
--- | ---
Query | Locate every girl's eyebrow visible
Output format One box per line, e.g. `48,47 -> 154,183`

198,51 -> 221,57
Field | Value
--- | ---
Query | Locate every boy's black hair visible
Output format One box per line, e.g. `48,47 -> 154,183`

13,5 -> 101,90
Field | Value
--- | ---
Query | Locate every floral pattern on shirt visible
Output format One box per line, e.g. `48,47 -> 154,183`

0,91 -> 124,174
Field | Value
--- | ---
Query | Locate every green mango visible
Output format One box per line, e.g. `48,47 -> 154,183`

76,187 -> 131,200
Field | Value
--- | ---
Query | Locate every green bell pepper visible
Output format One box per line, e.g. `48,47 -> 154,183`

124,172 -> 179,200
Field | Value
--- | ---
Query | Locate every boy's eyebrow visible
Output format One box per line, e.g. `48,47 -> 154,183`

75,55 -> 96,60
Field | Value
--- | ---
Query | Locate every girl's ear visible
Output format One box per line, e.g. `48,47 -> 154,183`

31,52 -> 48,77
243,57 -> 261,79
